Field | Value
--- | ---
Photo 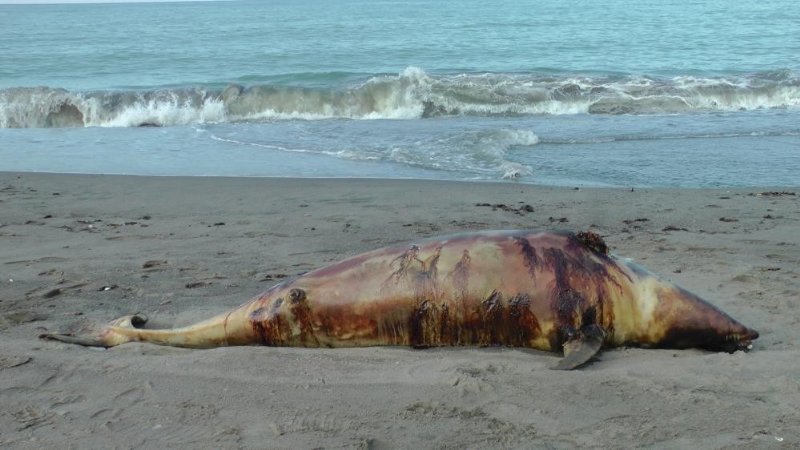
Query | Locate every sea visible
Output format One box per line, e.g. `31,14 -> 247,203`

1,0 -> 799,187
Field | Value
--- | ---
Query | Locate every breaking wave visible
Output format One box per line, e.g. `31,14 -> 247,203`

2,67 -> 799,128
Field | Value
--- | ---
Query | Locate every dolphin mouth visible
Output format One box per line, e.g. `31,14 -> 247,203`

729,328 -> 759,352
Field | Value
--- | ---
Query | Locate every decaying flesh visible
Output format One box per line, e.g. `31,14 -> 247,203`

42,230 -> 759,369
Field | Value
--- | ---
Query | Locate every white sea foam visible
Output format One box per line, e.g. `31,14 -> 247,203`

500,162 -> 533,179
209,126 -> 539,180
96,96 -> 226,128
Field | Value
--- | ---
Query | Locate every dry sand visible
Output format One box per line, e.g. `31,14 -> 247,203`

0,172 -> 798,449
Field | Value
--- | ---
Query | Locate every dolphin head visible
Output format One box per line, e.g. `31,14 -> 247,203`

649,281 -> 759,352
617,259 -> 759,352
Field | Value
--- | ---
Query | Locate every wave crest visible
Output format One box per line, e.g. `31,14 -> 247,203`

2,68 -> 799,128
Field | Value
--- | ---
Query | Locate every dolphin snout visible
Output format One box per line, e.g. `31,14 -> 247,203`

736,327 -> 759,351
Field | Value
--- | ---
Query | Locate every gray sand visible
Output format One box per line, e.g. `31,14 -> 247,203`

1,173 -> 798,448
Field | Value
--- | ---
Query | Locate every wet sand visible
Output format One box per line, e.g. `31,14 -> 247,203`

1,172 -> 798,448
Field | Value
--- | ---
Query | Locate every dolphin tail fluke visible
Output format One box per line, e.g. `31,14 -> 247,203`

40,314 -> 149,348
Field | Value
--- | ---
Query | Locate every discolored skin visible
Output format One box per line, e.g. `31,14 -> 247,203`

42,230 -> 759,369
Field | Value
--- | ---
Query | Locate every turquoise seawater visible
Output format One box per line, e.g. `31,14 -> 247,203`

1,0 -> 799,186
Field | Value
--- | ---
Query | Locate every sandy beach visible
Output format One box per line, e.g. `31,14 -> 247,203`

0,172 -> 798,448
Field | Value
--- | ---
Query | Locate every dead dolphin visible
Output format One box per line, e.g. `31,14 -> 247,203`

41,230 -> 758,369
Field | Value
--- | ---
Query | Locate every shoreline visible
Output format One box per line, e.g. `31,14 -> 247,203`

1,172 -> 798,447
3,170 -> 798,189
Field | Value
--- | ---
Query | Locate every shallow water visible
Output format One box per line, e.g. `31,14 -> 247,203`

1,0 -> 798,186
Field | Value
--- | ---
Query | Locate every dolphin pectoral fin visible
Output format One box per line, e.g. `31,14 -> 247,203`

551,324 -> 606,370
552,336 -> 602,370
